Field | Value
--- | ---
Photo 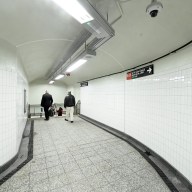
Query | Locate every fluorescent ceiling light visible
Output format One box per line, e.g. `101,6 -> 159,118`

55,74 -> 64,80
52,0 -> 94,24
49,80 -> 55,84
66,59 -> 87,73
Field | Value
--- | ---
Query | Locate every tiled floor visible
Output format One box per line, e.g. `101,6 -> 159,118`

0,117 -> 171,192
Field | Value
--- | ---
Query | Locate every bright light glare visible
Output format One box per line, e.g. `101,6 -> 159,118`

52,0 -> 94,24
49,80 -> 54,84
55,74 -> 64,80
66,59 -> 87,72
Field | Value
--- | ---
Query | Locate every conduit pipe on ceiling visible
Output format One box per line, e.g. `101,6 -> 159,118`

48,0 -> 117,82
46,29 -> 92,80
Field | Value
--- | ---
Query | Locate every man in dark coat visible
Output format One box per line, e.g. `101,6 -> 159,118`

64,91 -> 75,123
41,90 -> 53,120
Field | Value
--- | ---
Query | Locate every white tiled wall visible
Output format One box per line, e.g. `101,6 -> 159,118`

0,39 -> 28,166
80,47 -> 192,182
29,80 -> 67,105
81,74 -> 125,132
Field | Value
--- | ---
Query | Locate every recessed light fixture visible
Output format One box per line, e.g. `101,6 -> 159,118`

49,80 -> 55,84
66,59 -> 87,73
52,0 -> 94,24
55,74 -> 64,80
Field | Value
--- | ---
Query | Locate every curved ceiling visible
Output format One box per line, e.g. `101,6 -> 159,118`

0,0 -> 192,85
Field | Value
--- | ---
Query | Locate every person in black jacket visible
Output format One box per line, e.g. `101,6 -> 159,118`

41,90 -> 53,121
64,91 -> 75,123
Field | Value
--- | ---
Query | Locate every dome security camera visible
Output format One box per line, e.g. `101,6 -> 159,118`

146,0 -> 163,17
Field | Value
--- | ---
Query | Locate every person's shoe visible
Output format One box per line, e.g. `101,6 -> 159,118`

65,119 -> 68,121
71,121 -> 73,123
44,119 -> 48,121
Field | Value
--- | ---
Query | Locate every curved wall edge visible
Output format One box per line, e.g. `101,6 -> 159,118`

79,46 -> 192,183
0,38 -> 28,166
79,114 -> 192,192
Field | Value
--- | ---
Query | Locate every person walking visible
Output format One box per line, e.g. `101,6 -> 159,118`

41,90 -> 53,121
64,91 -> 75,123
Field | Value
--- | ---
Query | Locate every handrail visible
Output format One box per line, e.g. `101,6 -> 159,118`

28,102 -> 81,118
28,103 -> 66,118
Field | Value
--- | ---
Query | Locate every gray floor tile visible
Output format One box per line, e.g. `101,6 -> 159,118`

44,151 -> 58,157
135,179 -> 171,192
0,181 -> 12,191
136,166 -> 160,182
95,161 -> 112,172
70,150 -> 83,156
46,155 -> 59,162
46,159 -> 61,168
47,165 -> 64,178
30,169 -> 48,185
81,165 -> 100,177
87,173 -> 109,189
56,148 -> 70,155
1,117 -> 171,192
31,157 -> 46,164
107,158 -> 124,167
73,153 -> 87,161
96,184 -> 116,192
33,149 -> 44,156
89,155 -> 103,164
81,147 -> 93,153
30,161 -> 46,172
120,154 -> 135,164
111,177 -> 132,192
67,169 -> 86,183
8,174 -> 29,189
126,159 -> 150,172
114,164 -> 134,178
33,153 -> 45,159
8,185 -> 30,192
50,184 -> 73,192
57,173 -> 70,185
112,173 -> 146,191
102,169 -> 121,183
59,153 -> 75,164
62,161 -> 80,173
69,146 -> 81,152
44,147 -> 56,153
13,163 -> 31,177
71,179 -> 94,192
128,151 -> 143,161
84,150 -> 97,158
49,175 -> 65,190
99,152 -> 114,159
30,179 -> 49,192
77,158 -> 93,168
